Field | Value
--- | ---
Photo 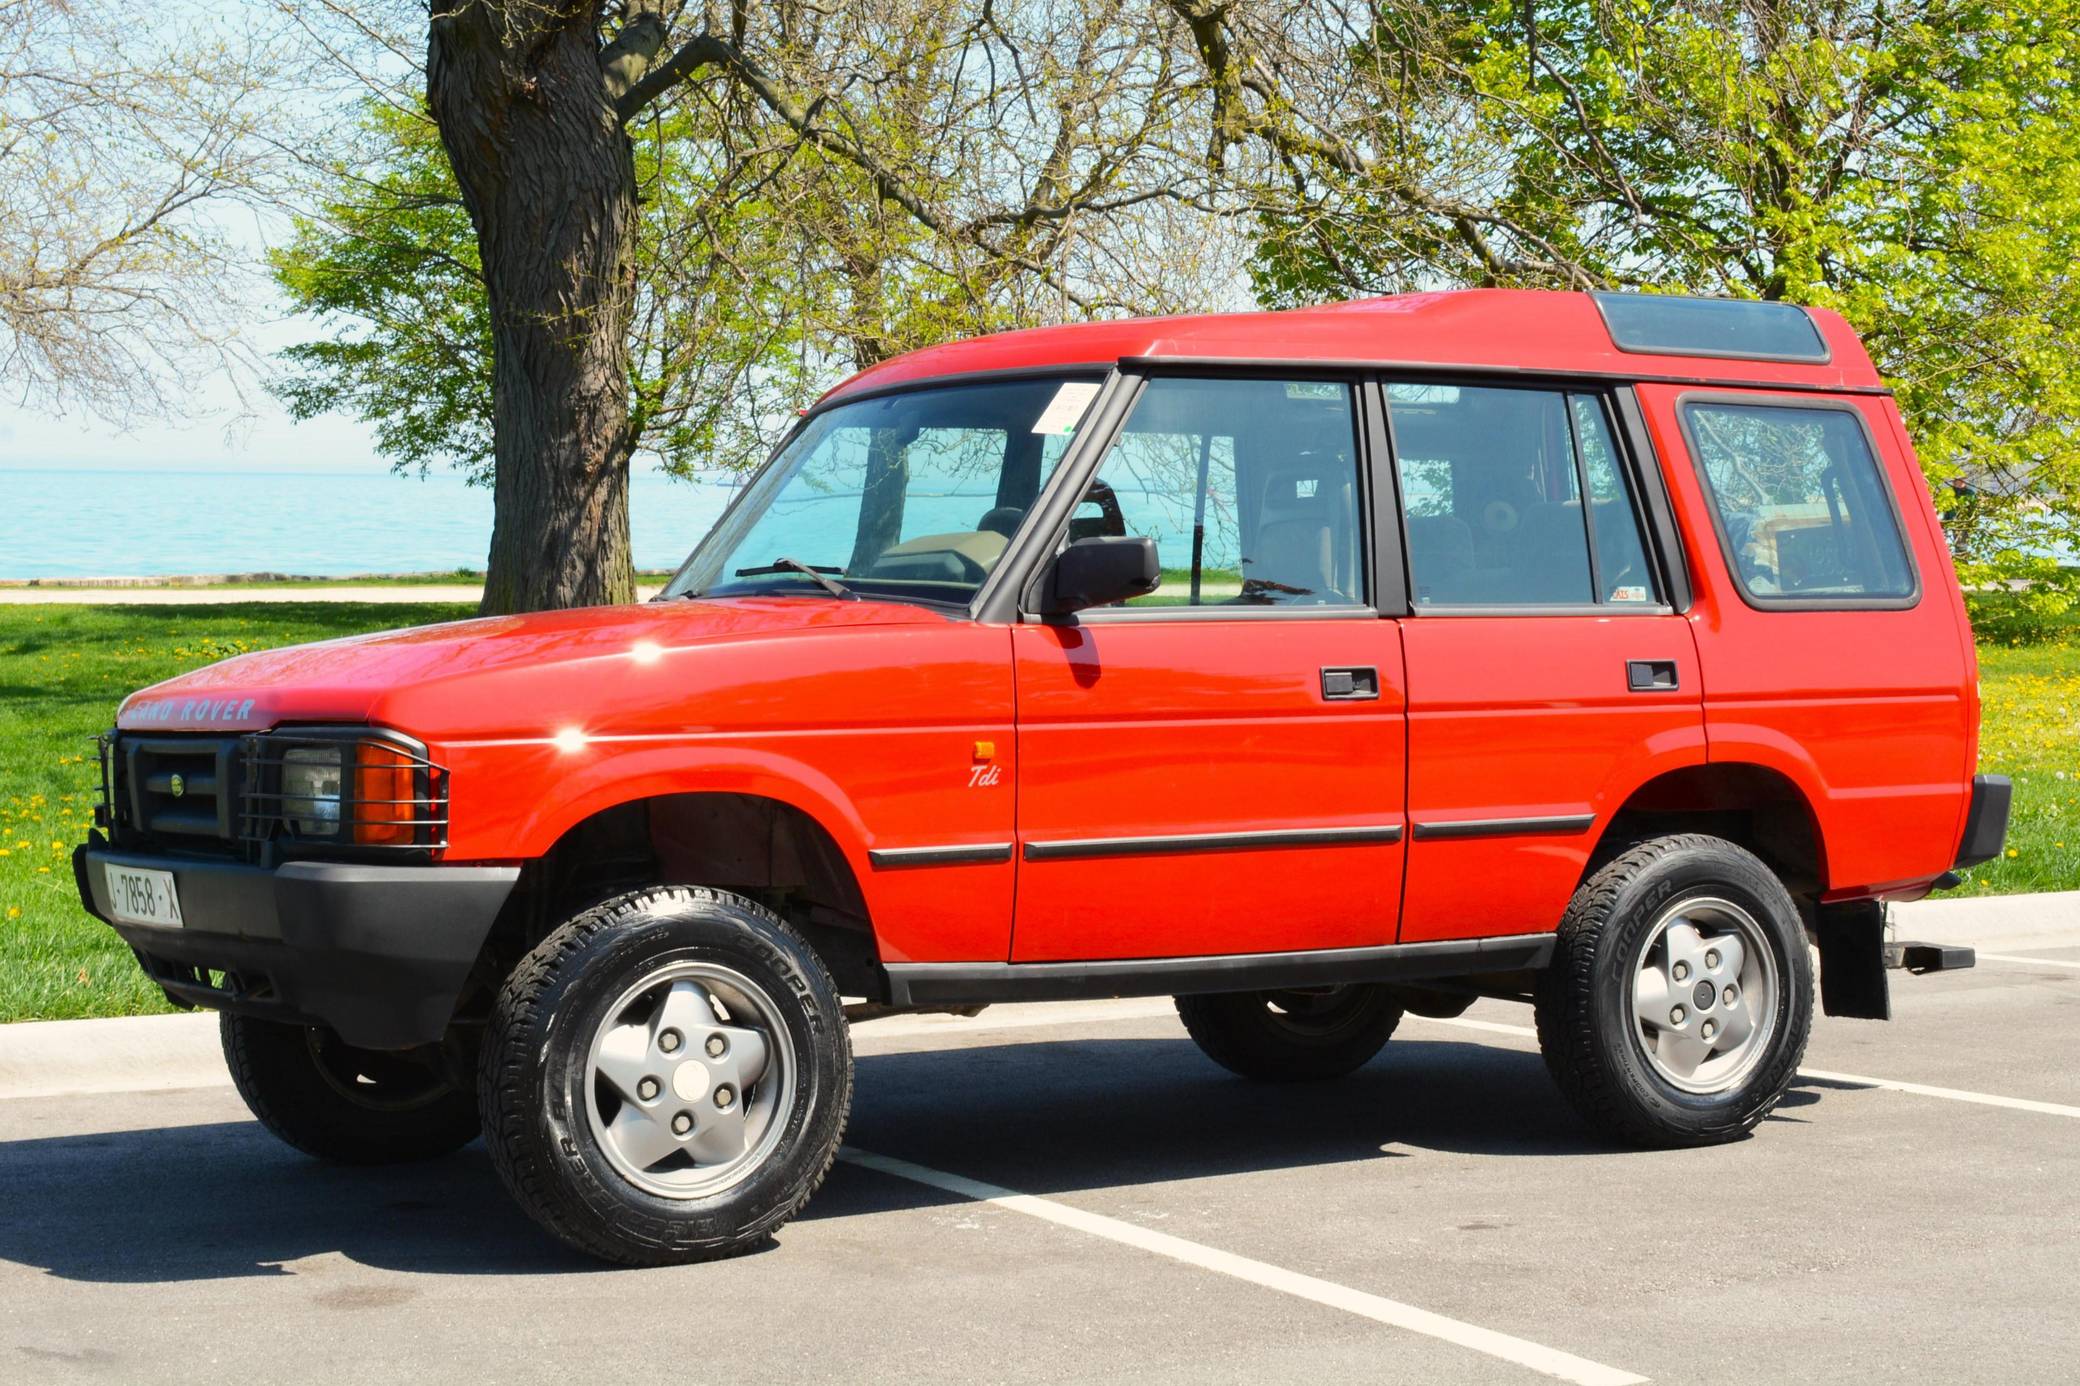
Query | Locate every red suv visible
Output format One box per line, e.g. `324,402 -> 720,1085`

76,290 -> 2008,1265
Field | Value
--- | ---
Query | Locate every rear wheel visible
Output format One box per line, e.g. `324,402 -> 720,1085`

479,886 -> 851,1266
1175,985 -> 1403,1081
1534,834 -> 1813,1147
220,1013 -> 480,1164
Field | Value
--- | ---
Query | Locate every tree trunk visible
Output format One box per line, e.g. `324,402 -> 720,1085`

428,11 -> 638,614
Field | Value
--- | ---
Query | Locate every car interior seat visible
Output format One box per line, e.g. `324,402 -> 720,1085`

1244,449 -> 1355,603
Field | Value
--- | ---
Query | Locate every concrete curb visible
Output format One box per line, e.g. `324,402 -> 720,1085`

3,897 -> 2074,1103
1887,889 -> 2080,951
0,1012 -> 223,1099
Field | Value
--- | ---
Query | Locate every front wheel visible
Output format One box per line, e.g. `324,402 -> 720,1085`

1175,985 -> 1403,1081
479,887 -> 851,1266
1534,834 -> 1813,1147
220,1013 -> 480,1164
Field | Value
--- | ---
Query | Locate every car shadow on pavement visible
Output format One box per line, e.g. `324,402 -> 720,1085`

819,1034 -> 1848,1216
0,1117 -> 587,1283
813,1035 -> 1631,1223
0,1034 -> 1844,1282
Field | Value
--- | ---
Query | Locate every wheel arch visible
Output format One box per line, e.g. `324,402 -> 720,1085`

468,788 -> 884,1012
1586,762 -> 1830,908
498,745 -> 875,864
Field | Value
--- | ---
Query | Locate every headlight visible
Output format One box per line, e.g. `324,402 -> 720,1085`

280,746 -> 343,836
260,732 -> 439,850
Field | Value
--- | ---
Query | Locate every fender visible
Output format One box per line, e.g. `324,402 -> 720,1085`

439,737 -> 873,870
434,733 -> 1019,963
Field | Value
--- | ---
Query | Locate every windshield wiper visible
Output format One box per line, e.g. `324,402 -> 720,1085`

733,557 -> 856,600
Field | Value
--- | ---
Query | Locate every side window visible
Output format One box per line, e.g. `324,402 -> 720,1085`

1570,398 -> 1660,604
1076,377 -> 1366,608
1388,384 -> 1658,608
1682,400 -> 1916,604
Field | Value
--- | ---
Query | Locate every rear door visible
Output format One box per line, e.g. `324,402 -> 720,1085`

1010,373 -> 1408,962
1388,382 -> 1706,942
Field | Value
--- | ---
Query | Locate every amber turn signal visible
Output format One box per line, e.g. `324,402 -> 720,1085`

353,741 -> 417,846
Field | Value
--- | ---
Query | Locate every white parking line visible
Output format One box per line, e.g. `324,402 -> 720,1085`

1409,1016 -> 2080,1120
1975,952 -> 2080,971
840,1147 -> 1648,1386
1795,1068 -> 2080,1119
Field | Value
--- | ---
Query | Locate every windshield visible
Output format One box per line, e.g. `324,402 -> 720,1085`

666,374 -> 1105,608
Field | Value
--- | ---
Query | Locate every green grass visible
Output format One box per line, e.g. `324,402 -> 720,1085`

0,602 -> 471,1023
1953,614 -> 2080,897
0,601 -> 2071,1024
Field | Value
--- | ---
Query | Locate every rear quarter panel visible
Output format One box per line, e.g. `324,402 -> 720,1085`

1636,385 -> 1974,898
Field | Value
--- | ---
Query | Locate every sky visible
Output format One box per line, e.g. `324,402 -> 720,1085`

0,0 -> 408,476
0,309 -> 389,474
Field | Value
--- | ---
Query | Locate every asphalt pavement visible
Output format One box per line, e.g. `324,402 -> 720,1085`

2,926 -> 2077,1384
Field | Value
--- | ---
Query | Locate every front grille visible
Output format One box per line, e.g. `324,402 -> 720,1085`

104,728 -> 447,860
118,736 -> 239,840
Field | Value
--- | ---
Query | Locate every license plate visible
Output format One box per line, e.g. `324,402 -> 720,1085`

104,864 -> 183,928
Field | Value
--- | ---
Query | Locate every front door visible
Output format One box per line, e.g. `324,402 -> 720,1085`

1011,374 -> 1408,962
1386,382 -> 1706,942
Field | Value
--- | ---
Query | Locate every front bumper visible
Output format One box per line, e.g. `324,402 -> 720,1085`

75,840 -> 518,1050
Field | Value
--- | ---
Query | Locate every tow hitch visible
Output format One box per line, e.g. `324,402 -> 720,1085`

1818,902 -> 1975,1020
1888,941 -> 1977,974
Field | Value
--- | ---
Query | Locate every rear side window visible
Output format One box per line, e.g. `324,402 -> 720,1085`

1387,384 -> 1660,608
1681,400 -> 1916,606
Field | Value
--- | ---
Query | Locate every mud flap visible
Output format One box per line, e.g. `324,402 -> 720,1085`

1816,900 -> 1890,1021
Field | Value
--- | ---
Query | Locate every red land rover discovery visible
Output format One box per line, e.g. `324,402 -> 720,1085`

75,290 -> 2010,1265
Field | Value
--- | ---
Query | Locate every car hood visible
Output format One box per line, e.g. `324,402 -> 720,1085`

116,597 -> 947,734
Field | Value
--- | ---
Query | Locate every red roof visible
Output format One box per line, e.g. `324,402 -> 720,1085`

821,289 -> 1880,402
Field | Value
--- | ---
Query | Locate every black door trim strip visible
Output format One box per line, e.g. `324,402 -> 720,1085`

885,932 -> 1556,1006
1022,824 -> 1403,862
867,843 -> 1015,869
1410,814 -> 1597,842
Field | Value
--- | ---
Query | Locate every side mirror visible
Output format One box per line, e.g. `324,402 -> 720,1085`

1039,536 -> 1161,615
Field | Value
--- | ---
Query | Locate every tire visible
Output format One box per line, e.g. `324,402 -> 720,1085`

479,886 -> 851,1267
1175,985 -> 1403,1081
220,1013 -> 480,1164
1534,833 -> 1814,1148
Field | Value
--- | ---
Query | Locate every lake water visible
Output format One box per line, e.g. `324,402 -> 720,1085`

0,464 -> 744,579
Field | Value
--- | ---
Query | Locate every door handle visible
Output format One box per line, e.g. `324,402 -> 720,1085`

1626,659 -> 1680,692
1321,667 -> 1380,701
